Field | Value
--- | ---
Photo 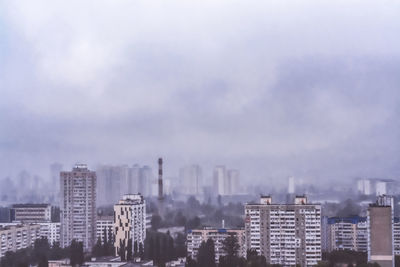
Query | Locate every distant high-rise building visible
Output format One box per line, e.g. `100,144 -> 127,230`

245,195 -> 321,266
130,164 -> 141,194
114,194 -> 146,258
213,166 -> 240,196
50,163 -> 63,199
139,165 -> 153,197
357,179 -> 372,195
288,176 -> 295,194
376,181 -> 388,196
213,166 -> 226,196
97,164 -> 154,205
179,165 -> 203,195
227,169 -> 240,195
368,195 -> 394,267
60,164 -> 96,251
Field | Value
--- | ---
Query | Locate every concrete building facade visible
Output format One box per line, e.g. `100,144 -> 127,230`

11,203 -> 51,223
60,164 -> 97,251
114,194 -> 146,258
0,224 -> 40,258
326,216 -> 367,252
96,216 -> 114,245
38,222 -> 60,245
245,195 -> 321,266
368,195 -> 394,267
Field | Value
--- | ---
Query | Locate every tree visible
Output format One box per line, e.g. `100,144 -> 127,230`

139,242 -> 144,259
134,241 -> 138,257
186,256 -> 197,267
69,240 -> 84,266
197,239 -> 216,267
127,239 -> 133,261
49,242 -> 66,260
167,233 -> 175,261
222,234 -> 239,258
151,214 -> 163,230
219,234 -> 241,267
33,237 -> 50,267
92,238 -> 103,257
118,240 -> 126,261
154,235 -> 161,265
186,216 -> 201,230
246,249 -> 267,267
174,233 -> 186,258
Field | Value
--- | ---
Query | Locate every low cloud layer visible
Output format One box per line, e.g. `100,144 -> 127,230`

0,0 -> 399,184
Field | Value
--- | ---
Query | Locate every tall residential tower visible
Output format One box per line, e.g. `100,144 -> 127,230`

60,164 -> 97,251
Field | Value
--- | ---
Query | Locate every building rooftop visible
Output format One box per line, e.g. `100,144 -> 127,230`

12,203 -> 50,208
328,216 -> 366,225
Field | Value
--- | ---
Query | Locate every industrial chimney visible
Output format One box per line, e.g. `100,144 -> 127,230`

158,157 -> 164,200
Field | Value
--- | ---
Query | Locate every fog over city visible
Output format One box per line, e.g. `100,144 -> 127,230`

1,0 -> 400,187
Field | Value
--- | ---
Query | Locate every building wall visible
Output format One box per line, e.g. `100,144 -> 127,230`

368,206 -> 393,267
60,164 -> 97,251
0,224 -> 40,258
245,196 -> 321,266
114,194 -> 146,258
38,222 -> 60,245
326,217 -> 367,252
12,204 -> 51,223
96,217 -> 114,245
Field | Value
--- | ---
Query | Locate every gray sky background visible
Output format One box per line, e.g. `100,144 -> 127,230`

0,0 -> 399,185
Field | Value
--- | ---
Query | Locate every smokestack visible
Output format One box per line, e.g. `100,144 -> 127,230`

158,157 -> 163,200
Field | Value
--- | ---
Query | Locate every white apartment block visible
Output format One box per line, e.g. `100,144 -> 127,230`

394,218 -> 400,255
187,228 -> 245,263
114,194 -> 146,258
60,164 -> 97,251
245,196 -> 321,266
326,216 -> 367,252
12,204 -> 51,223
96,216 -> 114,244
38,222 -> 60,245
0,224 -> 40,258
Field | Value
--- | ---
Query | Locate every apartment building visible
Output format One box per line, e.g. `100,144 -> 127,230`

0,224 -> 40,258
245,195 -> 321,266
368,195 -> 394,267
327,216 -> 367,252
96,216 -> 114,244
187,228 -> 245,263
60,164 -> 97,251
114,194 -> 146,258
11,203 -> 51,223
393,218 -> 400,255
38,222 -> 60,245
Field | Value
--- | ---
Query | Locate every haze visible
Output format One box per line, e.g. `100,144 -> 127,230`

0,0 -> 399,185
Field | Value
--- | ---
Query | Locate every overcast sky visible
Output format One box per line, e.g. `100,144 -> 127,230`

0,0 -> 399,185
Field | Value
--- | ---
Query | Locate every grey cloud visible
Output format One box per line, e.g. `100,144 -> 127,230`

0,0 -> 399,185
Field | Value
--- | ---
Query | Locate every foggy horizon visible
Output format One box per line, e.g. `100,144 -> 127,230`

1,1 -> 400,186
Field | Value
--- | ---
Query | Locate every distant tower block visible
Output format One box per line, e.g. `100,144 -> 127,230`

288,176 -> 295,194
158,157 -> 164,200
